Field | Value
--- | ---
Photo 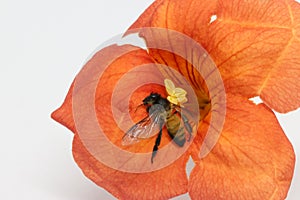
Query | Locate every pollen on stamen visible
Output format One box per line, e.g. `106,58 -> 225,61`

164,79 -> 188,107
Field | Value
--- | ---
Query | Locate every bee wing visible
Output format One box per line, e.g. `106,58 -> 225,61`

122,109 -> 166,146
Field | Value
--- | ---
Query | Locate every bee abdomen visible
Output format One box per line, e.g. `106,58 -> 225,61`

166,116 -> 186,147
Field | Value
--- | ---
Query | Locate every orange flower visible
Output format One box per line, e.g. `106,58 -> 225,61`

52,0 -> 300,199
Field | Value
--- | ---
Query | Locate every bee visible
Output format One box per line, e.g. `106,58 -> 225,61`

122,90 -> 193,163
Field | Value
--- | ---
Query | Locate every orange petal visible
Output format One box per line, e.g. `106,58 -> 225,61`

52,44 -> 191,199
129,0 -> 217,101
129,0 -> 217,47
208,0 -> 300,113
52,44 -> 158,134
188,94 -> 295,199
51,82 -> 75,132
129,0 -> 300,113
73,134 -> 189,200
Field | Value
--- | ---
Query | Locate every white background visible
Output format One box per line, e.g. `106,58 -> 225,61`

0,0 -> 299,199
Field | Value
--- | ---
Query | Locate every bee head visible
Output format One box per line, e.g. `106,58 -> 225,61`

143,92 -> 161,105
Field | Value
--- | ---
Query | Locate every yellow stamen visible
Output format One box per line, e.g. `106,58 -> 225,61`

164,79 -> 188,106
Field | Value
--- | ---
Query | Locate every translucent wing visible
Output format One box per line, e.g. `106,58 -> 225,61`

122,106 -> 166,146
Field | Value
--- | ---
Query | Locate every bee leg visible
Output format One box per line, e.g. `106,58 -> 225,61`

181,114 -> 192,141
151,123 -> 163,163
